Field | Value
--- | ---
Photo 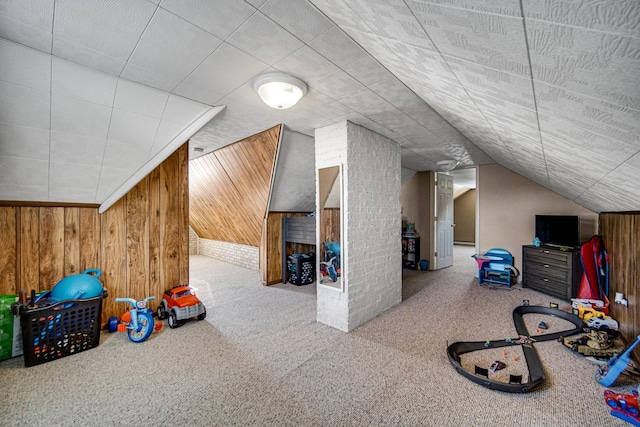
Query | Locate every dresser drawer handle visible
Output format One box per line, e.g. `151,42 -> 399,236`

543,250 -> 550,254
542,278 -> 549,282
542,264 -> 550,268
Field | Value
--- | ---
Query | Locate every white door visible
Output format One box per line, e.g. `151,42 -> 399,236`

436,173 -> 454,269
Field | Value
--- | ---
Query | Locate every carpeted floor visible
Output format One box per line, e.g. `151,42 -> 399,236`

0,246 -> 636,426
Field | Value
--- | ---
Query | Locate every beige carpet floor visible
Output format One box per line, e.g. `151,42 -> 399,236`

0,246 -> 637,426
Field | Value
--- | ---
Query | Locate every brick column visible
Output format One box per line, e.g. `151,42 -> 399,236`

316,121 -> 401,331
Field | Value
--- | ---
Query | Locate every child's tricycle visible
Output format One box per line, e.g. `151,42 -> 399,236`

115,296 -> 162,343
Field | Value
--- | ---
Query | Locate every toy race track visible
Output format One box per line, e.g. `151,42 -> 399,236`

447,305 -> 584,393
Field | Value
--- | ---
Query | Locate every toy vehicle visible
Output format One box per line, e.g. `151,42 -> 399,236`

586,316 -> 619,331
115,296 -> 162,343
604,389 -> 640,425
489,360 -> 506,373
157,285 -> 206,328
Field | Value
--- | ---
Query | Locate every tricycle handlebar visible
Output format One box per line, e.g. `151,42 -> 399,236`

115,296 -> 155,307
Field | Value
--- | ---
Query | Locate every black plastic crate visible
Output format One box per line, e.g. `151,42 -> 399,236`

12,292 -> 105,367
287,253 -> 316,286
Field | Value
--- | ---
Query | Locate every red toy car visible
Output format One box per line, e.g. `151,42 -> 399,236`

157,285 -> 206,328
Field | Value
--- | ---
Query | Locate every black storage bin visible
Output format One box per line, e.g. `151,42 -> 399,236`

287,253 -> 316,285
12,292 -> 106,367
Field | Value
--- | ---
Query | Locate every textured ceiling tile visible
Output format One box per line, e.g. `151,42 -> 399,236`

382,40 -> 456,86
0,122 -> 50,160
174,42 -> 268,105
101,138 -> 152,170
0,0 -> 54,53
50,131 -> 106,166
49,161 -> 100,190
547,168 -> 596,198
308,0 -> 373,34
539,115 -> 639,161
274,45 -> 339,86
308,25 -> 369,69
226,12 -> 304,65
523,0 -> 640,38
446,56 -> 535,109
0,39 -> 51,91
419,0 -> 522,16
52,36 -> 127,76
54,0 -> 156,62
342,55 -> 394,87
536,83 -> 640,148
52,58 -> 117,107
0,81 -> 50,129
576,153 -> 640,211
96,166 -> 134,202
314,69 -> 366,100
122,9 -> 222,91
543,132 -> 635,177
337,88 -> 396,117
0,156 -> 49,200
349,0 -> 436,50
471,93 -> 541,142
114,79 -> 169,119
149,120 -> 183,157
367,76 -> 421,108
162,94 -> 209,126
527,20 -> 640,110
409,2 -> 531,76
160,0 -> 256,40
107,109 -> 160,150
51,94 -> 111,139
260,0 -> 334,44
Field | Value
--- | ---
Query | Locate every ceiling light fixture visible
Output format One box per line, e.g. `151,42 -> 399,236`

253,72 -> 307,109
436,160 -> 460,172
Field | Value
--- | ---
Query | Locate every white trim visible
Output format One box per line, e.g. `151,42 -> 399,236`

98,105 -> 225,214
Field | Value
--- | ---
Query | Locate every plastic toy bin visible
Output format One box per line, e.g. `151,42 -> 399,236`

12,292 -> 106,367
287,253 -> 316,286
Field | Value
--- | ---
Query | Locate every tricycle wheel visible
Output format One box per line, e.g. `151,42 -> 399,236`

127,311 -> 154,343
157,303 -> 167,320
197,308 -> 206,321
168,311 -> 179,329
108,316 -> 119,333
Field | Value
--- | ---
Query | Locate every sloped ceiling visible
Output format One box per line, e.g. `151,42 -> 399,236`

0,1 -> 639,213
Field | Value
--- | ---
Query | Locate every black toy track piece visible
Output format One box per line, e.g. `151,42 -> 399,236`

447,305 -> 584,393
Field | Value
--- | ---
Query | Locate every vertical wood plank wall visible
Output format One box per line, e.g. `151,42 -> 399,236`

0,144 -> 189,324
261,212 -> 308,285
600,212 -> 640,361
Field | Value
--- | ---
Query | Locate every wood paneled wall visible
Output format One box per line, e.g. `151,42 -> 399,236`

600,212 -> 640,360
261,212 -> 309,285
190,125 -> 281,248
0,144 -> 190,323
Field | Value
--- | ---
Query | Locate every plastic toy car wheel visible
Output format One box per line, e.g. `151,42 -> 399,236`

157,303 -> 167,320
606,398 -> 618,409
127,311 -> 154,343
168,311 -> 179,329
197,308 -> 206,321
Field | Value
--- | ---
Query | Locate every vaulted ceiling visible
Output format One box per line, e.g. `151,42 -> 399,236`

0,0 -> 638,213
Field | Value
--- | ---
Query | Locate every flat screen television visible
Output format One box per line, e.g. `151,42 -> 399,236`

535,215 -> 580,249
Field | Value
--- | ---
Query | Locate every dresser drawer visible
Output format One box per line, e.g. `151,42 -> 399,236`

522,272 -> 571,300
524,247 -> 572,268
524,261 -> 571,282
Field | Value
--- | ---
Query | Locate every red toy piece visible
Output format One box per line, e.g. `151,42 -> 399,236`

156,285 -> 206,329
604,389 -> 640,426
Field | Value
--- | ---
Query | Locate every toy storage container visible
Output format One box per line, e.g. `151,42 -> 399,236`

12,292 -> 106,367
287,253 -> 316,285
